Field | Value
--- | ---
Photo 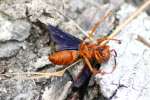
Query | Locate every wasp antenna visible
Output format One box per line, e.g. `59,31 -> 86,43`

88,10 -> 113,39
101,0 -> 150,46
107,38 -> 121,44
101,53 -> 117,75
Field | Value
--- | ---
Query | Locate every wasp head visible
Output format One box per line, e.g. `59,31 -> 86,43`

94,45 -> 110,63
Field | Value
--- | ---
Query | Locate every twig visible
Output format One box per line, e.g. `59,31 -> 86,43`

101,0 -> 150,45
0,59 -> 82,80
136,35 -> 150,48
54,9 -> 88,39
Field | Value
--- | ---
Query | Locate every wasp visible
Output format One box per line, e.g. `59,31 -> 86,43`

48,18 -> 120,99
48,22 -> 119,75
47,11 -> 123,96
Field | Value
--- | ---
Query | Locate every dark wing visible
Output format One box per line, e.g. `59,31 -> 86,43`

73,60 -> 101,88
48,24 -> 82,51
73,64 -> 91,88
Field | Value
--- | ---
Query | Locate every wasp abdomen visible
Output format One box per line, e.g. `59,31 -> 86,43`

49,50 -> 79,65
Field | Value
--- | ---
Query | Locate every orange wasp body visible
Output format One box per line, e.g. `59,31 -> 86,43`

48,37 -> 115,75
49,38 -> 110,64
48,11 -> 118,75
49,50 -> 79,65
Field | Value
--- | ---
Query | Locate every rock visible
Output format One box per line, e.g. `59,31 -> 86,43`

0,12 -> 31,42
0,80 -> 39,100
95,3 -> 150,100
0,0 -> 150,100
0,0 -> 27,19
0,12 -> 30,58
78,4 -> 117,39
29,47 -> 51,70
38,47 -> 51,56
69,0 -> 84,12
10,20 -> 31,41
110,0 -> 124,9
0,42 -> 23,58
30,56 -> 51,69
42,81 -> 72,100
42,75 -> 72,100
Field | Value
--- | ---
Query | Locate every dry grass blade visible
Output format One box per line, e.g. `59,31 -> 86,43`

0,59 -> 82,80
136,35 -> 150,48
101,0 -> 150,45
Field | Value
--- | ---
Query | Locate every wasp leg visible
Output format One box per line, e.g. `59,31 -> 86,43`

103,56 -> 116,74
83,56 -> 102,75
110,49 -> 117,73
98,49 -> 117,75
88,11 -> 113,39
83,56 -> 93,73
110,49 -> 117,57
91,49 -> 117,75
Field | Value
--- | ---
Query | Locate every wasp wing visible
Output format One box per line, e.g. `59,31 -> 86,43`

73,64 -> 91,88
48,24 -> 82,51
73,60 -> 101,88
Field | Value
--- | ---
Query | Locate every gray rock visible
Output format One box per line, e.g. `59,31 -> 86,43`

0,41 -> 23,58
95,3 -> 150,100
42,74 -> 72,100
0,0 -> 27,19
0,0 -> 149,100
0,80 -> 40,100
11,20 -> 31,41
42,81 -> 72,100
0,13 -> 31,42
30,56 -> 51,69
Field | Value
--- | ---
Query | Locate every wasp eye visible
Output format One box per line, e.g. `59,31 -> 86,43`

99,48 -> 104,52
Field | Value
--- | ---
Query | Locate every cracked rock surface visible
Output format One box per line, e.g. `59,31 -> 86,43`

95,3 -> 150,100
0,0 -> 150,100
